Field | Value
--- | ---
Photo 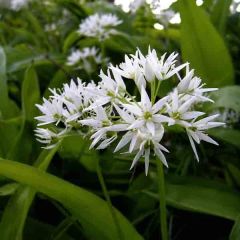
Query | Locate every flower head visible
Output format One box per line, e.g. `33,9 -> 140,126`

78,13 -> 122,41
10,0 -> 28,11
35,48 -> 224,175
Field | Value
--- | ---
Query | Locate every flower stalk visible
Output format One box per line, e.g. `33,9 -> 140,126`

96,159 -> 124,240
156,158 -> 168,240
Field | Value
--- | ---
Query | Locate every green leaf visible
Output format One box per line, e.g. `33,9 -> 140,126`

105,33 -> 135,53
6,65 -> 41,159
210,86 -> 240,112
227,163 -> 240,187
0,46 -> 9,118
211,0 -> 232,34
0,183 -> 19,196
179,0 -> 234,87
230,215 -> 240,240
0,159 -> 142,240
0,148 -> 58,240
22,66 -> 40,121
57,0 -> 88,19
208,128 -> 240,149
146,177 -> 240,220
5,45 -> 61,73
63,31 -> 80,54
0,118 -> 22,157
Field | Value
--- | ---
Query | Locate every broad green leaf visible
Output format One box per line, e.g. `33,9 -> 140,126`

6,64 -> 40,159
227,163 -> 240,187
179,0 -> 234,87
230,215 -> 240,240
210,86 -> 240,112
202,0 -> 215,9
145,177 -> 240,220
105,33 -> 135,54
5,45 -> 61,73
211,0 -> 232,34
0,148 -> 58,240
6,124 -> 34,163
22,66 -> 40,121
0,183 -> 19,196
0,46 -> 9,118
0,159 -> 142,240
208,128 -> 240,149
63,31 -> 80,54
57,0 -> 88,19
0,118 -> 22,157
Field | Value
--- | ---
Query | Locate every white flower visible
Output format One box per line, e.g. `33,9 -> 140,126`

78,13 -> 122,41
111,51 -> 146,89
165,88 -> 205,127
59,79 -> 87,122
66,50 -> 82,66
186,114 -> 225,161
129,0 -> 146,13
156,9 -> 176,26
80,106 -> 118,149
177,68 -> 218,102
66,47 -> 103,72
35,128 -> 66,149
85,69 -> 127,110
44,23 -> 57,32
111,48 -> 187,88
143,49 -> 188,82
35,98 -> 67,126
123,86 -> 173,135
11,0 -> 28,10
114,125 -> 168,175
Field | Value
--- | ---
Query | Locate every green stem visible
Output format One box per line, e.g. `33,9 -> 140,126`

96,159 -> 124,240
151,80 -> 156,103
156,158 -> 168,240
153,81 -> 161,103
100,41 -> 107,70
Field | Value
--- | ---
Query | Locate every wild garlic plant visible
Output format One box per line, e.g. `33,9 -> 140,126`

35,48 -> 224,175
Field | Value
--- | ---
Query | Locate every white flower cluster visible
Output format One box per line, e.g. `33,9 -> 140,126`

66,47 -> 105,73
35,48 -> 224,175
11,0 -> 29,10
129,0 -> 146,13
0,0 -> 29,11
78,13 -> 122,41
67,47 -> 102,65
